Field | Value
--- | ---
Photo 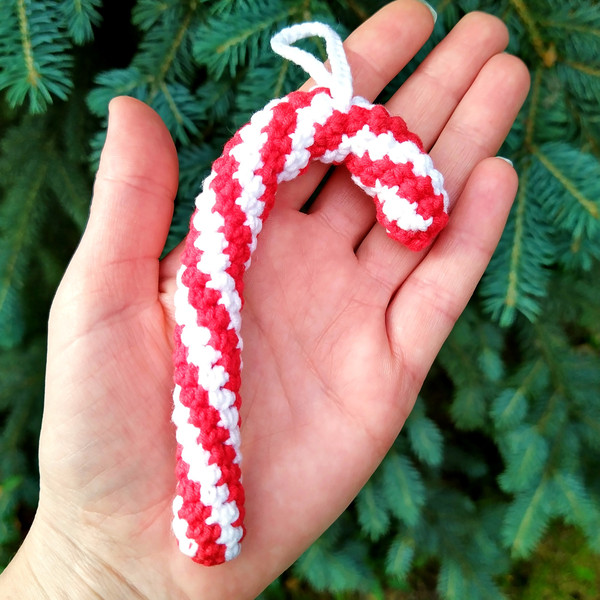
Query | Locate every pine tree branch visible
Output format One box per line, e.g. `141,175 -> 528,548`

581,413 -> 600,441
273,59 -> 290,99
62,0 -> 102,43
527,324 -> 591,474
497,360 -> 544,426
55,161 -> 83,209
509,476 -> 550,557
532,145 -> 599,219
0,163 -> 47,331
16,0 -> 40,94
385,537 -> 414,581
539,19 -> 600,38
346,0 -> 368,22
0,162 -> 47,348
504,169 -> 529,316
195,1 -> 307,78
2,376 -> 39,450
159,81 -> 186,132
52,160 -> 90,230
536,389 -> 562,435
148,1 -> 198,99
436,0 -> 452,15
525,68 -> 543,147
0,0 -> 73,112
300,0 -> 310,21
509,0 -> 556,67
563,92 -> 600,159
444,327 -> 482,384
133,0 -> 174,31
215,8 -> 296,57
562,60 -> 600,79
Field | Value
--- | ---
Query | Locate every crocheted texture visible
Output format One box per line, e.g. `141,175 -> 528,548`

172,22 -> 449,567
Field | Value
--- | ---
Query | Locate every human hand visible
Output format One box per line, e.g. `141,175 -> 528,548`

0,1 -> 529,598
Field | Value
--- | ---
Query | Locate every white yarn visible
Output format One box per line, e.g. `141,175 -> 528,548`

281,91 -> 337,179
270,22 -> 353,110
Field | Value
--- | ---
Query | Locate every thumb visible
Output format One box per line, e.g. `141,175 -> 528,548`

84,96 -> 178,268
67,96 -> 179,309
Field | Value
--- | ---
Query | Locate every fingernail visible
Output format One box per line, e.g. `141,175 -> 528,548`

417,0 -> 437,24
497,156 -> 514,167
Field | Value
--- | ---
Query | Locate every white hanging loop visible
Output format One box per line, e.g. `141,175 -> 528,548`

270,22 -> 354,110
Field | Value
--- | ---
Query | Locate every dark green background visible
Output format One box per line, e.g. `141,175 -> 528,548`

1,1 -> 599,598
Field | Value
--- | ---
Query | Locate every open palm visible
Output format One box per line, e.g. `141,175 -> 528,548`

10,2 -> 529,599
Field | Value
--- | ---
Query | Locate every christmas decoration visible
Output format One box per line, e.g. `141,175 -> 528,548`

170,22 -> 448,566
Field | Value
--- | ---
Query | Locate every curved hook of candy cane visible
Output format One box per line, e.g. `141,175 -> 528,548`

270,22 -> 353,110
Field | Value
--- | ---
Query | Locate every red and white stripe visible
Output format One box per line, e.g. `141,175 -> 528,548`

172,23 -> 449,566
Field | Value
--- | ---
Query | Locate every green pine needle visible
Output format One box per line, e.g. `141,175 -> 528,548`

381,453 -> 425,528
0,0 -> 73,113
385,537 -> 415,582
355,479 -> 391,541
0,160 -> 47,348
60,0 -> 102,44
502,479 -> 553,559
193,0 -> 305,79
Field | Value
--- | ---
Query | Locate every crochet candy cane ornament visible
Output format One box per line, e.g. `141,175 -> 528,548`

171,22 -> 449,566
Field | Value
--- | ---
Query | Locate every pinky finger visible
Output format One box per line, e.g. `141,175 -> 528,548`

387,157 -> 518,382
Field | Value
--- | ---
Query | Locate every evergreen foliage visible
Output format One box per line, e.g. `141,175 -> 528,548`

1,0 -> 599,597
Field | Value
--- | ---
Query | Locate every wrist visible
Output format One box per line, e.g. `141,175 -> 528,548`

0,516 -> 148,600
0,543 -> 48,599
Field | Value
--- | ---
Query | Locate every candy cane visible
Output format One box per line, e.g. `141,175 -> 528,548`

172,22 -> 449,566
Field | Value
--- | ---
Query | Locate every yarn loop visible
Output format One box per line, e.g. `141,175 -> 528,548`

270,22 -> 354,110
